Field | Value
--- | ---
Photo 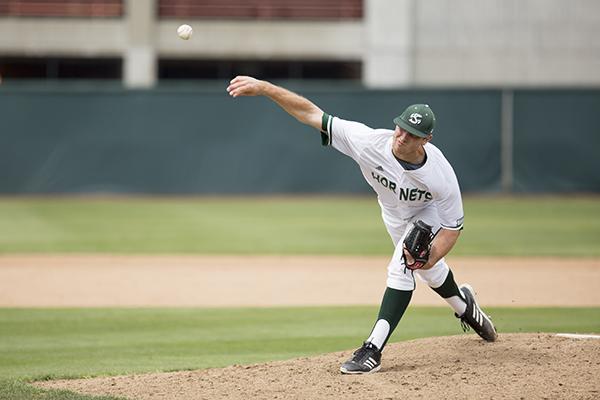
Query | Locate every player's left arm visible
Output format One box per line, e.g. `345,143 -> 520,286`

423,228 -> 461,269
423,166 -> 464,269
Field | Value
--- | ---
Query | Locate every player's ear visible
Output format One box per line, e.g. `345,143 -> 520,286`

423,134 -> 433,144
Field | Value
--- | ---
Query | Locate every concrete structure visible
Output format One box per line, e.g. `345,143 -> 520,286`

124,0 -> 156,88
1,0 -> 599,88
364,0 -> 415,87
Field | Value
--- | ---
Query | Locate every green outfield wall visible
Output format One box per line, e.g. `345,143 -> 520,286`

1,83 -> 598,194
513,89 -> 600,192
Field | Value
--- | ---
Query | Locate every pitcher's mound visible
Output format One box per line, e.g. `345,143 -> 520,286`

37,333 -> 600,400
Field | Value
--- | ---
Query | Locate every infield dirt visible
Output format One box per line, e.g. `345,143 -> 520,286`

1,255 -> 600,307
5,255 -> 600,399
36,333 -> 600,400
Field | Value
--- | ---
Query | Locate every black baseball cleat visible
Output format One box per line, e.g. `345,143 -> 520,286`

457,284 -> 498,342
340,342 -> 382,374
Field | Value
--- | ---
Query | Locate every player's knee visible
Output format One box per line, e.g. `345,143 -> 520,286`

416,260 -> 449,288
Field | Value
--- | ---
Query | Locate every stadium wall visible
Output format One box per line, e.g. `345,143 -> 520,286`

1,84 -> 598,194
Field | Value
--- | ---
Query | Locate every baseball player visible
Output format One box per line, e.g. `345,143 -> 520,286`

227,76 -> 497,374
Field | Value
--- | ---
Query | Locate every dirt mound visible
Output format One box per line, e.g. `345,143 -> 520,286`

36,333 -> 600,400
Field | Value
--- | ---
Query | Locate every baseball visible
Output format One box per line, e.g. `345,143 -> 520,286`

177,24 -> 193,40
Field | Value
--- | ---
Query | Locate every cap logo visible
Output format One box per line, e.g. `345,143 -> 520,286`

408,113 -> 422,125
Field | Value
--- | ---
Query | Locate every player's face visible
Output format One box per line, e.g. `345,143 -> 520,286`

393,126 -> 427,153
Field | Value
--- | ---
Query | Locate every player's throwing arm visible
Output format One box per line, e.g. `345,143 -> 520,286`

227,76 -> 323,131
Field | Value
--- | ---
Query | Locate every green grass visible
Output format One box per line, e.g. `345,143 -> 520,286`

1,306 -> 599,399
0,380 -> 122,400
1,307 -> 599,380
0,196 -> 598,256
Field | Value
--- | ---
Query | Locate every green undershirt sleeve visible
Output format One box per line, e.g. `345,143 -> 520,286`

320,112 -> 332,146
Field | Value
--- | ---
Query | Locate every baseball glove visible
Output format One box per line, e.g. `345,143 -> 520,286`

402,220 -> 435,270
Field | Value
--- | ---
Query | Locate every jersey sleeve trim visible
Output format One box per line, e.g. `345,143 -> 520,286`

320,112 -> 333,146
440,216 -> 464,231
440,224 -> 464,231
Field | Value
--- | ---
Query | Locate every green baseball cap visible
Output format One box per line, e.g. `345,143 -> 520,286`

393,104 -> 436,138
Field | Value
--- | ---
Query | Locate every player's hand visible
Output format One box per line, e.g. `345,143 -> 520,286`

402,245 -> 430,270
402,245 -> 420,268
227,76 -> 265,97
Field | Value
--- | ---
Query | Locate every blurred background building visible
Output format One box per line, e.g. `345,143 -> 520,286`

1,0 -> 599,194
2,0 -> 599,88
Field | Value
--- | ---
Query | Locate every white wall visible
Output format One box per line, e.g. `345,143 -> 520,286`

156,20 -> 363,60
363,0 -> 414,88
0,17 -> 126,56
1,0 -> 599,87
412,0 -> 600,86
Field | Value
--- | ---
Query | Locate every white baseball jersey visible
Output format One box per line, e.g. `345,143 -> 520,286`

321,115 -> 464,247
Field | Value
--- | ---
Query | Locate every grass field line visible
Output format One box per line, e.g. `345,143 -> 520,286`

556,333 -> 600,339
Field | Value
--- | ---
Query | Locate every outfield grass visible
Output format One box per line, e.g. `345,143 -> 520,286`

1,306 -> 599,380
0,196 -> 598,256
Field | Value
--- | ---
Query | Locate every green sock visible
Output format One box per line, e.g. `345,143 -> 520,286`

367,287 -> 412,350
431,269 -> 467,316
431,269 -> 462,299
